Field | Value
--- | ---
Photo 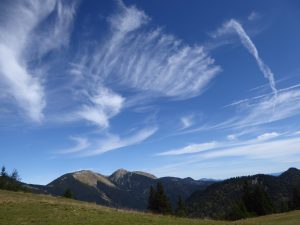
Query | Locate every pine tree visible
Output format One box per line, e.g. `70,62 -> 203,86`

175,195 -> 187,217
252,185 -> 273,215
10,169 -> 20,181
291,187 -> 300,210
63,188 -> 73,198
1,166 -> 7,177
227,202 -> 249,220
147,182 -> 172,214
242,182 -> 273,216
155,182 -> 172,214
147,186 -> 156,210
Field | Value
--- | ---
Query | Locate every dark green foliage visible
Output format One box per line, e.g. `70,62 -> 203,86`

148,182 -> 172,214
11,169 -> 21,182
175,196 -> 187,217
187,168 -> 300,220
0,166 -> 28,192
147,186 -> 155,210
63,188 -> 73,198
226,202 -> 249,220
1,166 -> 7,177
289,187 -> 300,210
242,182 -> 273,216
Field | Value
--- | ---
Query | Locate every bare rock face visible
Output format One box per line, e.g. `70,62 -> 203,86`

109,169 -> 129,184
72,170 -> 116,188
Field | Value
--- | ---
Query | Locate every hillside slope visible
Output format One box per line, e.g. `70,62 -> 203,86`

0,190 -> 300,225
31,169 -> 214,210
187,168 -> 300,219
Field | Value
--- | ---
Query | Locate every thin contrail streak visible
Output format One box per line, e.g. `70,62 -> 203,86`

220,19 -> 278,97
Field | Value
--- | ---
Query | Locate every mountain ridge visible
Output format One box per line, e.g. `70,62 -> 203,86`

30,168 -> 214,210
25,167 -> 300,220
186,167 -> 300,219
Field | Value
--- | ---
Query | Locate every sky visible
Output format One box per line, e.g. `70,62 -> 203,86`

0,0 -> 300,185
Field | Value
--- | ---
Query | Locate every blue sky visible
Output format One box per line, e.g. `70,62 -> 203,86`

1,0 -> 300,184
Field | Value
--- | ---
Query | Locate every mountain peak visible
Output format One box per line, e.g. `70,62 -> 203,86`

133,171 -> 157,179
280,167 -> 300,177
111,168 -> 128,176
110,168 -> 157,181
72,170 -> 116,188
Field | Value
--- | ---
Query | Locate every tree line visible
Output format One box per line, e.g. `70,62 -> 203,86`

147,181 -> 187,217
0,165 -> 27,191
228,181 -> 300,220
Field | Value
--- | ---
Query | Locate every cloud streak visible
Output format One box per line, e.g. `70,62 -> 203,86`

201,136 -> 300,160
180,115 -> 195,130
59,136 -> 91,154
154,134 -> 300,179
77,87 -> 124,128
0,0 -> 77,122
181,85 -> 300,134
157,142 -> 218,156
214,19 -> 277,96
60,126 -> 158,157
84,127 -> 158,156
256,132 -> 280,141
76,2 -> 221,101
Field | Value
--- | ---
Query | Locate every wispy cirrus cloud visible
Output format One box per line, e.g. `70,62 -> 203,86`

228,86 -> 300,128
154,133 -> 300,178
181,84 -> 300,135
75,1 -> 221,102
59,136 -> 91,154
60,126 -> 158,157
158,130 -> 288,157
248,12 -> 261,21
201,136 -> 300,160
84,126 -> 158,156
30,0 -> 77,58
256,132 -> 280,141
77,87 -> 124,128
0,0 -> 77,122
180,115 -> 195,130
213,19 -> 277,96
157,142 -> 218,156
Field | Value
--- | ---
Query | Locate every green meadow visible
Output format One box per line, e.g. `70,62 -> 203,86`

0,190 -> 299,225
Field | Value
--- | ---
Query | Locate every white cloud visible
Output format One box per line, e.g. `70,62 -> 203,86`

108,0 -> 149,34
76,1 -> 221,101
158,130 -> 286,157
0,0 -> 77,122
189,85 -> 300,132
213,19 -> 277,96
0,45 -> 45,121
248,12 -> 261,21
227,134 -> 237,141
157,142 -> 218,156
232,87 -> 300,128
180,115 -> 194,129
30,1 -> 77,58
256,132 -> 280,141
153,135 -> 300,178
202,137 -> 300,160
77,87 -> 124,128
80,127 -> 158,156
59,136 -> 91,154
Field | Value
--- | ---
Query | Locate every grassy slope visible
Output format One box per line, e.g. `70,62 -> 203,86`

0,190 -> 299,225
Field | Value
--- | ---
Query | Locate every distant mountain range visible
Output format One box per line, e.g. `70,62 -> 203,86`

28,169 -> 215,210
25,167 -> 300,220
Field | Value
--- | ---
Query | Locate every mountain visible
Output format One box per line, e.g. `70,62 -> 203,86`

186,167 -> 300,220
30,169 -> 214,210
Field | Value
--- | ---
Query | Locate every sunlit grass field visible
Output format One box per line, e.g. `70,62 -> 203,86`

0,190 -> 299,225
